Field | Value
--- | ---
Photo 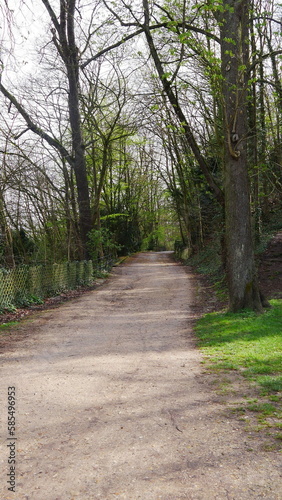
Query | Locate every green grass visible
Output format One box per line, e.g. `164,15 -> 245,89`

245,402 -> 277,415
195,300 -> 282,438
0,321 -> 19,331
196,300 -> 282,385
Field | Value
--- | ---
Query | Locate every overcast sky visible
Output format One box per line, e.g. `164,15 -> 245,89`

1,1 -> 49,82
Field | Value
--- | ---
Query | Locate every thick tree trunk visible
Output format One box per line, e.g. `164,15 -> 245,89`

220,0 -> 263,312
224,148 -> 262,311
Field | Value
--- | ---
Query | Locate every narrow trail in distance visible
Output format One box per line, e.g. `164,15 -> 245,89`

0,252 -> 281,499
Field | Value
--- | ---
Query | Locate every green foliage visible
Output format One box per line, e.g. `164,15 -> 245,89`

0,304 -> 17,315
223,37 -> 236,45
100,213 -> 142,255
100,213 -> 129,222
12,228 -> 36,264
87,228 -> 121,261
0,321 -> 19,330
193,0 -> 234,14
141,225 -> 166,251
224,50 -> 235,57
186,234 -> 227,301
14,294 -> 44,308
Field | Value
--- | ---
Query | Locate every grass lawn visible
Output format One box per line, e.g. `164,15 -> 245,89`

195,299 -> 282,448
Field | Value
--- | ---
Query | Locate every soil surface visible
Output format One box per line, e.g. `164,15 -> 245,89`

0,251 -> 281,500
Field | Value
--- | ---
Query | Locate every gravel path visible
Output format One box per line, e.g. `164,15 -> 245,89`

0,252 -> 281,499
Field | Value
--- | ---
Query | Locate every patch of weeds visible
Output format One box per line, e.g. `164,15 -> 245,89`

230,406 -> 246,416
252,423 -> 268,432
0,321 -> 19,330
238,416 -> 249,422
257,376 -> 282,393
246,402 -> 277,416
261,442 -> 281,452
0,304 -> 17,314
217,379 -> 233,395
15,294 -> 44,308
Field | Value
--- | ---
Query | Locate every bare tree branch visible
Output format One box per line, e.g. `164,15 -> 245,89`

81,22 -> 220,69
0,83 -> 74,166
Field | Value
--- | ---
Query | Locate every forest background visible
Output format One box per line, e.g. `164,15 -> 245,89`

0,0 -> 281,312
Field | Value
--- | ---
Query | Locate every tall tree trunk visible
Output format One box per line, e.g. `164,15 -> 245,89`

64,0 -> 92,257
1,0 -> 92,259
38,0 -> 93,257
220,0 -> 263,311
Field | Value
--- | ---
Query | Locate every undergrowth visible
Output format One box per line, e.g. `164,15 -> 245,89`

186,237 -> 228,302
186,209 -> 282,302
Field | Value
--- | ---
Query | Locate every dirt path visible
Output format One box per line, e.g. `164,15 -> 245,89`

0,252 -> 281,500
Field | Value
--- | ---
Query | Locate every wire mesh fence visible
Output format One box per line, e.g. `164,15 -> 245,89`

0,255 -> 115,310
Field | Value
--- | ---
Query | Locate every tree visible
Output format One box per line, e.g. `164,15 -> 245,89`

217,0 -> 264,311
0,0 -> 280,312
82,58 -> 135,231
0,0 -> 92,258
98,0 -> 277,311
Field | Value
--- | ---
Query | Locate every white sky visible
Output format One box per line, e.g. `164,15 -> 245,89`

1,1 -> 51,81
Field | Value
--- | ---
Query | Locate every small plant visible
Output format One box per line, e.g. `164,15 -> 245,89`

0,304 -> 17,314
15,294 -> 44,308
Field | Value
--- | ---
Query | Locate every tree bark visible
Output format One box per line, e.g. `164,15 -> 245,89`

42,0 -> 92,257
63,0 -> 92,256
220,0 -> 263,311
